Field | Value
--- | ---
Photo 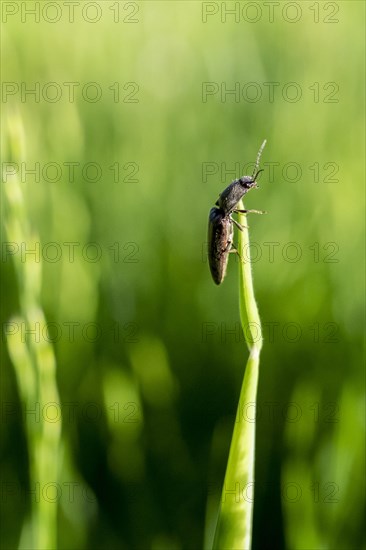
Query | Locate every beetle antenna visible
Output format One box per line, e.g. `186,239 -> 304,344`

253,168 -> 264,181
252,139 -> 267,179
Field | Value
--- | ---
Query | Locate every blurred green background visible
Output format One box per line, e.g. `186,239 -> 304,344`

1,1 -> 365,549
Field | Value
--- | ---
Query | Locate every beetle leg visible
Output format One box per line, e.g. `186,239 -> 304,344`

223,240 -> 232,253
228,244 -> 243,263
231,217 -> 247,232
234,209 -> 267,215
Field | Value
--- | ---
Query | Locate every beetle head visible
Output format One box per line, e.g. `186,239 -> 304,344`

239,168 -> 263,190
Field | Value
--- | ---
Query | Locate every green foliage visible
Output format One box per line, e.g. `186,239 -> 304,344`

1,3 -> 364,549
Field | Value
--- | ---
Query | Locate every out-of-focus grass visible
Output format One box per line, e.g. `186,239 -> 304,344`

1,2 -> 365,549
3,110 -> 61,549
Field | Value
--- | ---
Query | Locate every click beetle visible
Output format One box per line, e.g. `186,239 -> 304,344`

208,140 -> 267,285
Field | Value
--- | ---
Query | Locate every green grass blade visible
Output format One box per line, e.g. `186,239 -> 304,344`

213,200 -> 262,550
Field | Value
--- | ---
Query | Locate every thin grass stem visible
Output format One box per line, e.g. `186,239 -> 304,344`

213,199 -> 263,549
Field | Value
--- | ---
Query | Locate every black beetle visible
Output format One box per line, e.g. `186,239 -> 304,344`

208,140 -> 267,285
